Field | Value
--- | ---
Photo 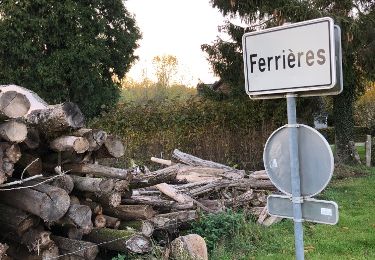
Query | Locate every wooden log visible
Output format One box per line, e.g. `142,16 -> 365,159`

102,214 -> 120,229
0,203 -> 39,236
58,204 -> 93,232
129,164 -> 181,188
20,228 -> 54,252
50,136 -> 89,154
70,175 -> 114,193
103,205 -> 156,221
15,153 -> 42,176
150,210 -> 198,229
0,183 -> 70,221
0,143 -> 21,163
94,135 -> 124,158
84,228 -> 152,254
0,243 -> 9,260
155,183 -> 193,204
119,220 -> 154,237
72,128 -> 107,152
172,149 -> 245,178
64,163 -> 133,180
84,192 -> 121,208
151,157 -> 173,166
67,227 -> 85,240
0,120 -> 28,143
122,195 -> 194,212
51,235 -> 99,260
2,159 -> 14,177
69,195 -> 81,205
80,200 -> 103,215
94,214 -> 106,228
6,241 -> 59,260
0,84 -> 48,113
22,127 -> 40,150
26,102 -> 85,133
188,178 -> 275,197
113,180 -> 130,193
0,171 -> 6,185
0,90 -> 31,118
50,174 -> 74,194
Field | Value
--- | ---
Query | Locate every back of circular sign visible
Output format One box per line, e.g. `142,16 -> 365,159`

263,124 -> 334,197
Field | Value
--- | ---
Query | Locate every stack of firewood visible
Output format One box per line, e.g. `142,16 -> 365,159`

0,85 -> 276,260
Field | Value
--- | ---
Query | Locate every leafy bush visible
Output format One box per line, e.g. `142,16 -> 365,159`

189,210 -> 248,251
90,97 -> 283,170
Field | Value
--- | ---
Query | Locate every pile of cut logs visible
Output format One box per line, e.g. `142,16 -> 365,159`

0,85 -> 277,260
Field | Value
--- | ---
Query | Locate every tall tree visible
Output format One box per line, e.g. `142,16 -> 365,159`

203,0 -> 375,163
0,0 -> 141,117
152,55 -> 178,88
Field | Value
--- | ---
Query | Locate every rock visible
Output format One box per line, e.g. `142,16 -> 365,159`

170,234 -> 208,260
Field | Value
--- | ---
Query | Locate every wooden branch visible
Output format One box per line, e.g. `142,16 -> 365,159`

103,205 -> 156,221
58,204 -> 93,232
102,214 -> 120,229
155,183 -> 193,204
150,210 -> 198,229
64,163 -> 133,180
122,195 -> 194,212
94,214 -> 106,228
151,157 -> 173,166
84,228 -> 152,254
0,120 -> 28,143
16,154 -> 42,176
1,143 -> 21,163
50,136 -> 89,154
129,164 -> 181,188
50,174 -> 74,194
70,175 -> 114,193
51,235 -> 98,260
0,90 -> 31,118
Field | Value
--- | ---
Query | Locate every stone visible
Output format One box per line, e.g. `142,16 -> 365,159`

170,234 -> 208,260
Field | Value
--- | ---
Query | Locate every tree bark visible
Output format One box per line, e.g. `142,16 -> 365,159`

0,183 -> 70,221
0,120 -> 28,143
84,228 -> 152,254
103,205 -> 156,221
49,174 -> 74,194
84,192 -> 121,208
119,220 -> 154,237
50,136 -> 89,154
0,203 -> 39,236
122,195 -> 194,212
64,163 -> 133,180
80,200 -> 103,215
94,214 -> 106,228
333,84 -> 355,164
58,204 -> 93,232
101,214 -> 120,229
70,175 -> 114,193
150,210 -> 198,229
129,164 -> 181,188
94,135 -> 124,158
26,102 -> 85,134
0,90 -> 31,118
72,128 -> 107,152
172,149 -> 245,178
20,228 -> 54,252
51,235 -> 99,260
1,143 -> 21,163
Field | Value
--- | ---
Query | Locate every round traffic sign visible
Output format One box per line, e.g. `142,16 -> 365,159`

263,124 -> 334,197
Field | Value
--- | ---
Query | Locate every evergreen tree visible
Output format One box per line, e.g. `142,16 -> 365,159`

203,0 -> 375,163
0,0 -> 141,117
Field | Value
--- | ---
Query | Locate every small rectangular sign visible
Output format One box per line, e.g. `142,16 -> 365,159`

267,194 -> 339,225
242,17 -> 336,96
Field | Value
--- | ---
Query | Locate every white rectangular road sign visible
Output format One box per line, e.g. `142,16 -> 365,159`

242,17 -> 336,96
267,194 -> 339,225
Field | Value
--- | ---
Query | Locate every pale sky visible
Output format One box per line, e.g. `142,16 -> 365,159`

124,0 -> 227,86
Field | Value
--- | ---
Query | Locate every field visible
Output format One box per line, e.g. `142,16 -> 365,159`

207,166 -> 375,259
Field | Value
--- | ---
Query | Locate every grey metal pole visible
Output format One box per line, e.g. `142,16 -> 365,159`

286,93 -> 304,260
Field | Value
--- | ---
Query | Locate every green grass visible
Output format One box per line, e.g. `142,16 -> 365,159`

209,167 -> 375,260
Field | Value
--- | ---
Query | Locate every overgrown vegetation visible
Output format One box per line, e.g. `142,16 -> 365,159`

90,95 -> 285,170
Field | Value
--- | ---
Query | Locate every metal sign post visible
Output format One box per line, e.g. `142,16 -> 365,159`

242,17 -> 342,260
286,94 -> 304,260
